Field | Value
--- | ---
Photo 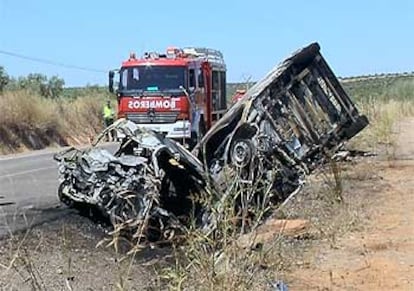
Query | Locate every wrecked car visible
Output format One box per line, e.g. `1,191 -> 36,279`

54,42 -> 368,241
54,120 -> 212,240
192,42 -> 369,230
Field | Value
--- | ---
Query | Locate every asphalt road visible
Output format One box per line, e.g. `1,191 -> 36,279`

0,144 -> 117,238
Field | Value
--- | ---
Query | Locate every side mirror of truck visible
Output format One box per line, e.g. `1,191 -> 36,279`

108,71 -> 115,93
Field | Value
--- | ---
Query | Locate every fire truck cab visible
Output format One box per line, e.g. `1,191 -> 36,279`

109,47 -> 227,146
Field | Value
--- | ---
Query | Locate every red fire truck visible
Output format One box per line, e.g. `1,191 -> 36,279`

108,47 -> 227,146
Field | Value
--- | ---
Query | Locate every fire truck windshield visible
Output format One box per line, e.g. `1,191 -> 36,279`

119,66 -> 186,94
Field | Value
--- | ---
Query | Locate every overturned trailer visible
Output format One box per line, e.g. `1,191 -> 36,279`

54,43 -> 368,241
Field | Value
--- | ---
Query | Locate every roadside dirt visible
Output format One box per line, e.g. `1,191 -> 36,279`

288,118 -> 414,290
0,118 -> 413,290
0,213 -> 164,290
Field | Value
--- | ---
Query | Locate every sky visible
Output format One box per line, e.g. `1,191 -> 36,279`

0,0 -> 413,87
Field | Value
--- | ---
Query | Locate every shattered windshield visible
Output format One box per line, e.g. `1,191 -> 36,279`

119,65 -> 186,93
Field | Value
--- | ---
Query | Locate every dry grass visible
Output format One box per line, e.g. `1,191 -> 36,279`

348,99 -> 414,158
144,158 -> 380,290
152,213 -> 287,290
0,158 -> 379,290
0,90 -> 412,289
0,90 -> 107,154
57,95 -> 106,143
1,90 -> 61,130
147,98 -> 414,290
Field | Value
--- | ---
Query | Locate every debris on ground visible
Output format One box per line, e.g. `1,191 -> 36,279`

269,280 -> 289,291
237,219 -> 310,249
54,42 -> 369,243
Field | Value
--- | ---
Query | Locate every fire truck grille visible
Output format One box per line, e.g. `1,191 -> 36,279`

126,112 -> 179,124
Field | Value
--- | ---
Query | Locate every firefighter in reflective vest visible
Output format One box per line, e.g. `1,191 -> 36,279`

103,100 -> 115,127
103,100 -> 115,141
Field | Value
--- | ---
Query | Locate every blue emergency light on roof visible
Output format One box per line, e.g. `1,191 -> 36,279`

147,86 -> 159,91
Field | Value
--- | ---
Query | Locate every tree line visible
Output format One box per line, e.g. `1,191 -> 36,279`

0,66 -> 65,99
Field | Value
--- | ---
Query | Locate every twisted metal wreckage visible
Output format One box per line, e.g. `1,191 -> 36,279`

54,43 -> 369,242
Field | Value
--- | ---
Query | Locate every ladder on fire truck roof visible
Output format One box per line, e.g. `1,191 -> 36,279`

183,47 -> 226,67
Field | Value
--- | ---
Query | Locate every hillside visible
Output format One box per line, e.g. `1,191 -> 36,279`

227,73 -> 414,102
341,74 -> 414,102
57,72 -> 414,102
1,72 -> 413,155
